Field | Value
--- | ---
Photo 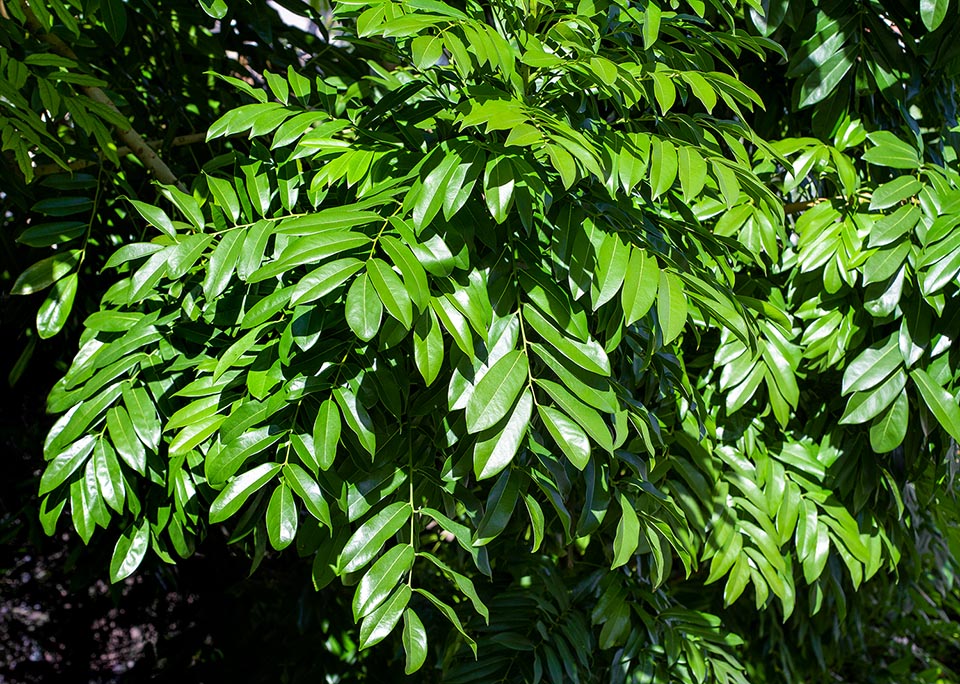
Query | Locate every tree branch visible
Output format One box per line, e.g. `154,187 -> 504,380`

32,133 -> 207,177
17,0 -> 186,191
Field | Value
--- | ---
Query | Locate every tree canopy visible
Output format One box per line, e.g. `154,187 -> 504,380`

3,0 -> 960,681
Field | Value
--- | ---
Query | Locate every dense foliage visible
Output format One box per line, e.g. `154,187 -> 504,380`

4,0 -> 960,681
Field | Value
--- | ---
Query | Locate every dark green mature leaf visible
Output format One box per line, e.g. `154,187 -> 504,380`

109,520 -> 150,583
538,405 -> 591,470
353,544 -> 415,620
367,258 -> 413,328
402,609 -> 428,674
334,388 -> 376,456
11,251 -> 80,295
465,350 -> 528,433
612,492 -> 640,568
863,132 -> 921,169
209,463 -> 282,523
340,502 -> 412,574
266,482 -> 298,550
798,45 -> 855,108
522,305 -> 610,375
842,335 -> 900,395
313,399 -> 341,471
484,156 -> 515,223
870,390 -> 908,452
359,585 -> 411,650
473,389 -> 533,480
474,468 -> 521,546
284,463 -> 331,526
37,272 -> 77,339
39,435 -> 95,495
911,368 -> 960,443
346,273 -> 383,342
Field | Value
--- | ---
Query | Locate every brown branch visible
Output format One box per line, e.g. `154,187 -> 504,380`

17,0 -> 185,190
33,132 -> 207,177
783,199 -> 824,215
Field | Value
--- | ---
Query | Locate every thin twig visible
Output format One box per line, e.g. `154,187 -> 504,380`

33,133 -> 207,177
17,0 -> 186,190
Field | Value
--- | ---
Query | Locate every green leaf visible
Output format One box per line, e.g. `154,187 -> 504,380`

869,176 -> 923,211
474,468 -> 521,546
413,310 -> 444,386
334,388 -> 376,456
359,584 -> 411,650
203,231 -> 246,301
839,369 -> 906,425
106,406 -> 146,474
367,258 -> 413,328
39,435 -> 95,495
483,156 -> 515,223
346,273 -> 383,342
313,399 -> 341,471
473,389 -> 533,480
11,251 -> 80,295
862,132 -> 921,169
291,258 -> 364,307
36,271 -> 77,339
16,221 -> 86,248
622,247 -> 659,326
100,0 -> 127,44
109,520 -> 150,583
266,483 -> 298,551
127,199 -> 175,238
465,350 -> 528,434
522,305 -> 610,375
612,492 -> 640,568
538,404 -> 591,470
121,385 -> 161,452
657,271 -> 687,344
340,501 -> 412,574
353,544 -> 415,620
911,368 -> 960,443
798,45 -> 855,108
284,463 -> 331,526
842,335 -> 900,395
869,390 -> 908,452
209,463 -> 282,523
921,0 -> 949,31
402,609 -> 428,675
93,438 -> 124,514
